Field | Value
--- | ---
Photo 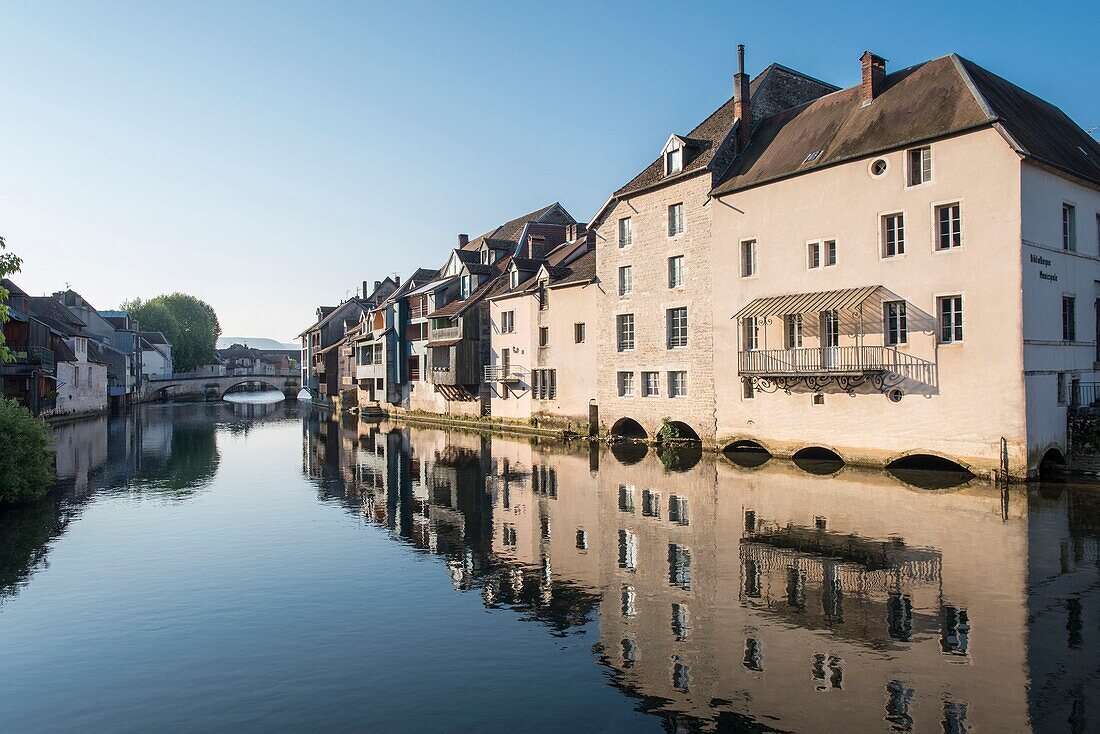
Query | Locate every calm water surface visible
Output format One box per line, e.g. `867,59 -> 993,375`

1,396 -> 1098,732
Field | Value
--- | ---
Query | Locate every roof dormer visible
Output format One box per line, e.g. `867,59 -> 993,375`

663,135 -> 687,176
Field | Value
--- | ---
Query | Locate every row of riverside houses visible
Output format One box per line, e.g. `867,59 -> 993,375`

1,281 -> 172,419
301,46 -> 1100,479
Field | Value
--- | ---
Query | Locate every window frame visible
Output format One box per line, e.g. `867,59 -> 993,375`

574,322 -> 586,344
668,370 -> 688,398
668,202 -> 685,237
784,313 -> 803,349
666,306 -> 689,349
500,310 -> 515,334
665,146 -> 683,175
1063,295 -> 1077,342
934,201 -> 963,250
884,300 -> 908,346
617,371 -> 634,398
641,371 -> 660,397
824,239 -> 837,266
538,326 -> 549,347
618,216 -> 633,248
618,265 -> 633,296
907,145 -> 932,187
1063,203 -> 1077,251
668,255 -> 684,288
742,316 -> 760,351
937,294 -> 964,344
807,241 -> 821,269
616,313 -> 635,352
881,213 -> 906,258
740,239 -> 757,278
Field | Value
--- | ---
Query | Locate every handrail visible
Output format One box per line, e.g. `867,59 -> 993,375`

738,345 -> 936,384
484,365 -> 526,382
148,370 -> 295,381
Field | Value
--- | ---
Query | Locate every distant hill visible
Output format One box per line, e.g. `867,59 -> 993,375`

217,337 -> 299,351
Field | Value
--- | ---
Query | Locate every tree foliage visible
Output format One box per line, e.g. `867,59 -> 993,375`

0,398 -> 55,503
0,234 -> 24,364
121,293 -> 222,371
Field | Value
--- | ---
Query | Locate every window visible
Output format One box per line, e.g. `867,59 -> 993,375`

618,217 -> 633,248
407,355 -> 420,381
1063,296 -> 1077,341
871,158 -> 888,176
642,489 -> 661,517
460,276 -> 471,299
743,316 -> 760,351
785,314 -> 803,349
617,314 -> 635,351
908,146 -> 931,186
617,371 -> 634,397
667,307 -> 688,348
668,203 -> 684,236
618,265 -> 633,296
668,371 -> 687,398
574,323 -> 586,343
882,213 -> 905,257
618,529 -> 638,570
742,378 -> 755,400
824,240 -> 837,266
642,371 -> 660,397
1063,204 -> 1077,251
938,295 -> 963,343
668,255 -> 684,288
740,240 -> 757,277
538,282 -> 548,310
618,484 -> 635,513
808,241 -> 821,269
509,270 -> 519,289
936,203 -> 962,249
668,544 -> 691,590
621,586 -> 636,616
669,495 -> 689,525
576,530 -> 588,550
532,369 -> 557,399
500,310 -> 515,334
885,301 -> 908,345
538,326 -> 549,347
666,146 -> 683,175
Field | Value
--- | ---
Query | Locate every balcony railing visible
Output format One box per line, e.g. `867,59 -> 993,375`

1071,382 -> 1100,410
483,365 -> 524,383
739,346 -> 935,383
7,346 -> 54,366
430,325 -> 462,342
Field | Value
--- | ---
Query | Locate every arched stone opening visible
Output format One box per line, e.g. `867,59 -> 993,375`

722,440 -> 772,468
222,380 -> 283,398
887,454 -> 974,490
792,446 -> 844,475
887,454 -> 972,473
1038,447 -> 1066,479
610,417 -> 648,440
659,421 -> 701,443
611,442 -> 648,466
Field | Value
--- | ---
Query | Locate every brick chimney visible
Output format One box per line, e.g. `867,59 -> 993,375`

458,233 -> 469,247
362,281 -> 369,298
733,44 -> 751,153
860,51 -> 887,106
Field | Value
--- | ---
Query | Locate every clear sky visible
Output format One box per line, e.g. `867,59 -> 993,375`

2,1 -> 1097,342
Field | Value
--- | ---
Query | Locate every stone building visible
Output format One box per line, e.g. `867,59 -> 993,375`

709,52 -> 1100,478
589,48 -> 837,442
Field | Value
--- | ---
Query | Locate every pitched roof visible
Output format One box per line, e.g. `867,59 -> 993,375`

28,296 -> 86,336
488,241 -> 596,301
713,54 -> 1100,196
1,278 -> 27,298
428,259 -> 510,318
614,64 -> 839,199
139,331 -> 169,345
460,203 -> 574,253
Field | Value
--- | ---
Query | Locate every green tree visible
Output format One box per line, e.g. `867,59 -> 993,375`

0,398 -> 55,503
0,234 -> 24,364
121,293 -> 222,371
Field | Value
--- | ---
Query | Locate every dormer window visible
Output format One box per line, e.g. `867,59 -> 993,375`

665,146 -> 683,175
481,249 -> 489,265
510,269 -> 519,289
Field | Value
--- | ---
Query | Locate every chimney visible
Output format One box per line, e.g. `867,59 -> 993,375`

362,281 -> 369,299
394,276 -> 401,287
458,233 -> 469,247
733,44 -> 752,152
373,280 -> 381,296
860,51 -> 887,106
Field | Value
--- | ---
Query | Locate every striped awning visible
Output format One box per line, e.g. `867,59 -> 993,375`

732,285 -> 901,319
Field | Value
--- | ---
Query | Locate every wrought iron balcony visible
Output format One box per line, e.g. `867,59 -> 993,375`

739,346 -> 936,393
483,365 -> 524,383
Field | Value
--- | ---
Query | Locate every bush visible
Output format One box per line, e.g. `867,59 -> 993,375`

0,398 -> 54,503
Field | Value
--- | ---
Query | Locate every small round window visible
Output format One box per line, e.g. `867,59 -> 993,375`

870,159 -> 888,177
887,388 -> 903,403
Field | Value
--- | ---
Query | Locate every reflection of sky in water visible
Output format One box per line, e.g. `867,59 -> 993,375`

0,405 -> 1097,732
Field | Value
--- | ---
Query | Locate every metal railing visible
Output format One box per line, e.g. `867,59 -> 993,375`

430,326 -> 462,342
739,345 -> 936,382
1071,382 -> 1100,409
8,346 -> 54,365
483,365 -> 525,383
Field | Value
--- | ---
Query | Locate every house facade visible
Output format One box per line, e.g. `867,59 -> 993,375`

708,52 -> 1100,478
486,236 -> 597,426
1,279 -> 57,416
590,51 -> 837,443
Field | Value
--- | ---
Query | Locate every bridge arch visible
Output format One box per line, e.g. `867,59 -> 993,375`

721,438 -> 772,468
610,417 -> 648,440
220,380 -> 286,399
1037,445 -> 1066,478
658,420 -> 701,443
791,445 -> 845,475
885,451 -> 973,474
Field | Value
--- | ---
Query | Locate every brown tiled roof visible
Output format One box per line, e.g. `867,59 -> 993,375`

713,54 -> 1100,196
428,259 -> 510,318
460,203 -> 574,253
551,248 -> 596,287
615,65 -> 839,199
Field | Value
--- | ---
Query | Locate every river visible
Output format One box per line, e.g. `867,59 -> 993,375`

0,396 -> 1096,732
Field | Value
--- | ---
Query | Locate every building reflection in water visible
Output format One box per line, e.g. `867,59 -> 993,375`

300,413 -> 1100,733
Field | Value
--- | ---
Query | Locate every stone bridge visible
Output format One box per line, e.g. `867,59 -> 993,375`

144,371 -> 300,401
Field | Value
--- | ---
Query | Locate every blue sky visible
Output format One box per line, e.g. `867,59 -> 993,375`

2,1 -> 1097,341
